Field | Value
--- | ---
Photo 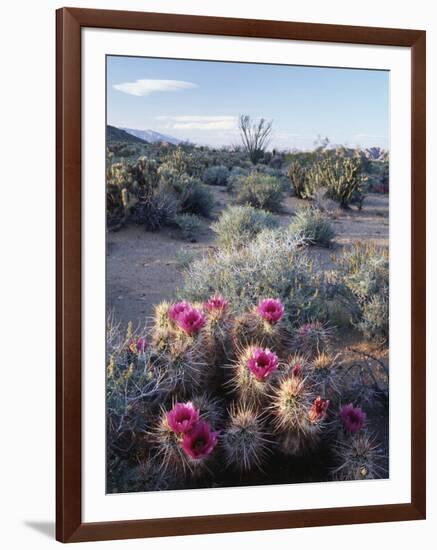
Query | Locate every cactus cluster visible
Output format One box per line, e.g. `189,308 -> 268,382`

106,149 -> 214,231
107,295 -> 387,492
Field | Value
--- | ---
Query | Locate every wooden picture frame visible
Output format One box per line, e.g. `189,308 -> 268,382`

56,7 -> 426,543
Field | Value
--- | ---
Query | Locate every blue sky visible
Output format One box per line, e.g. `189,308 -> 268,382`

107,55 -> 389,150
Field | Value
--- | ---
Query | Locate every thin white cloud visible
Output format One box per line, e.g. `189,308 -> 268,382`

112,79 -> 197,97
156,115 -> 237,131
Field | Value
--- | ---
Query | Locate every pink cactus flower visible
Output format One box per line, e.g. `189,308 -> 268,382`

298,323 -> 313,336
297,321 -> 324,338
127,337 -> 148,354
291,363 -> 303,377
257,298 -> 285,324
176,307 -> 206,335
340,404 -> 367,433
181,420 -> 218,460
169,301 -> 191,321
247,348 -> 279,381
205,295 -> 229,313
135,337 -> 147,353
166,402 -> 200,434
308,396 -> 330,423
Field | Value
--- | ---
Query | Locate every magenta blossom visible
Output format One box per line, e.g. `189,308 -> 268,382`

247,348 -> 279,381
204,295 -> 229,313
135,337 -> 147,353
308,396 -> 330,423
298,323 -> 313,336
176,307 -> 206,336
257,298 -> 285,324
297,321 -> 323,337
181,420 -> 218,460
166,402 -> 200,434
291,363 -> 303,377
340,404 -> 367,433
169,301 -> 191,321
127,337 -> 148,354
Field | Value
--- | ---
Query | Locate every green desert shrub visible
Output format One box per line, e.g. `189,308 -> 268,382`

181,228 -> 327,325
211,205 -> 277,249
358,294 -> 389,340
334,242 -> 389,340
254,165 -> 289,192
227,166 -> 249,192
159,173 -> 214,218
289,207 -> 335,247
174,213 -> 203,241
129,191 -> 179,231
234,172 -> 284,212
175,249 -> 202,269
202,165 -> 229,186
269,153 -> 284,169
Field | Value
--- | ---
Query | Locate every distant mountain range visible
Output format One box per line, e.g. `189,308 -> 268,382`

120,127 -> 183,145
106,125 -> 148,144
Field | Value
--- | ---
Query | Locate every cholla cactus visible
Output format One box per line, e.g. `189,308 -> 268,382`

221,403 -> 271,472
331,432 -> 385,480
230,346 -> 279,406
288,161 -> 314,199
319,154 -> 366,209
292,321 -> 333,356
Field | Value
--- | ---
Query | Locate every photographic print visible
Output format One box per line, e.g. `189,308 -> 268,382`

105,55 -> 390,494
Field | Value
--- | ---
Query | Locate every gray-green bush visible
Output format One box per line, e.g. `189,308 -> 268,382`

159,172 -> 214,218
181,228 -> 328,325
334,242 -> 389,340
226,166 -> 249,192
234,172 -> 284,212
289,207 -> 335,247
202,165 -> 229,186
211,205 -> 277,249
174,213 -> 203,241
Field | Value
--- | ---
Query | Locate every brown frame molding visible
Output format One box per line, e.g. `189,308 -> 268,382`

56,7 -> 426,543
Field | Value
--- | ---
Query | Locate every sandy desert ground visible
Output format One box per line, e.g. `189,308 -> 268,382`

107,189 -> 388,327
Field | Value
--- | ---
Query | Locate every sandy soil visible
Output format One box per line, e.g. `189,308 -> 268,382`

107,188 -> 388,327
